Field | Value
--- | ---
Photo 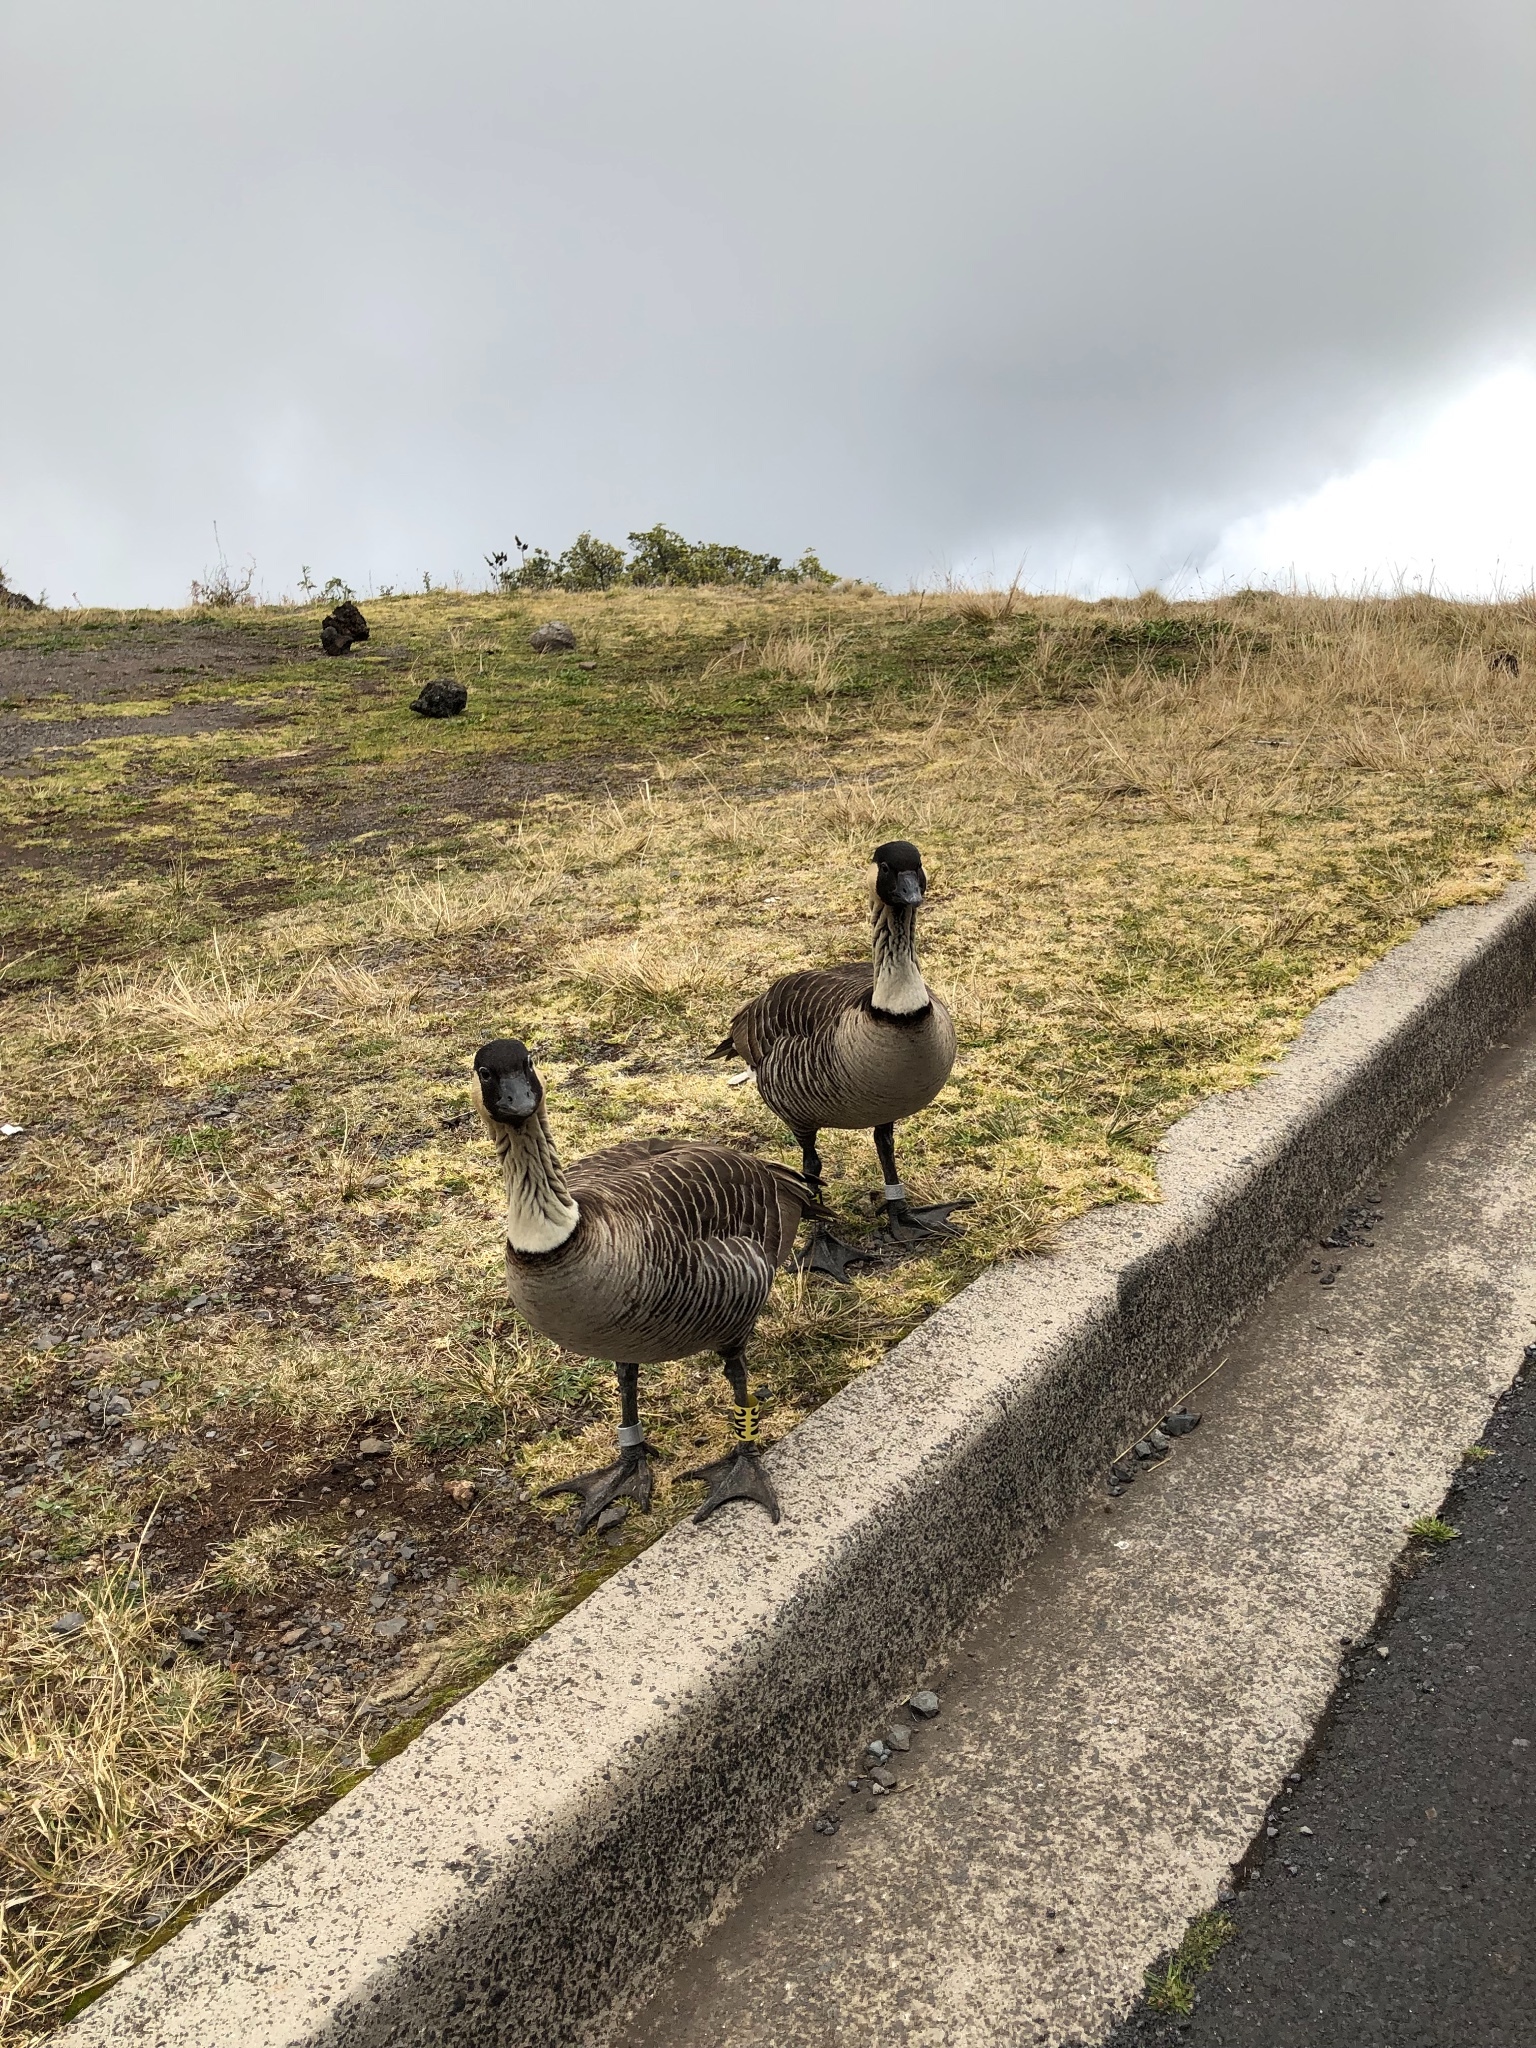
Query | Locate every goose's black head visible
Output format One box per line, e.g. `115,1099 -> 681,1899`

871,840 -> 926,910
472,1037 -> 543,1128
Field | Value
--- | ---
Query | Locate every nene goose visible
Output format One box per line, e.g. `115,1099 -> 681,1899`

472,1037 -> 824,1528
710,839 -> 966,1280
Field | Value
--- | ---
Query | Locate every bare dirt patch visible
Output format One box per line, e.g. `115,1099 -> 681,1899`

0,624 -> 308,709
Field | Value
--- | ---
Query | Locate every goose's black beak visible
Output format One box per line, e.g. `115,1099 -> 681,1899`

484,1070 -> 540,1125
890,870 -> 924,908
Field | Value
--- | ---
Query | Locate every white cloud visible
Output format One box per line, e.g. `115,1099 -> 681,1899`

1198,365 -> 1536,598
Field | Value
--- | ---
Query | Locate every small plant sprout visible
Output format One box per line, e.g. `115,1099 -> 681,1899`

1143,1910 -> 1236,2015
1410,1515 -> 1459,1544
189,521 -> 256,608
1462,1444 -> 1493,1461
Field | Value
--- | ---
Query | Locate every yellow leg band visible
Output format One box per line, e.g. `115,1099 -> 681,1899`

732,1401 -> 760,1446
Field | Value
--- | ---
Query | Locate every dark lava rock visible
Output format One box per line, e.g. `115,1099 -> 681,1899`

330,600 -> 369,641
1161,1408 -> 1201,1436
321,601 -> 369,656
530,621 -> 577,653
410,678 -> 468,718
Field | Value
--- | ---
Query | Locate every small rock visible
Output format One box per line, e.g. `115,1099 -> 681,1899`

375,1615 -> 409,1640
410,678 -> 468,719
357,1437 -> 390,1458
871,1766 -> 898,1789
885,1726 -> 911,1752
1146,1427 -> 1172,1452
50,1611 -> 85,1637
1161,1408 -> 1201,1436
1378,1889 -> 1390,1904
577,660 -> 597,671
1265,1824 -> 1278,1838
1299,1825 -> 1313,1836
530,621 -> 577,653
1133,1439 -> 1156,1460
1110,1460 -> 1137,1485
179,1626 -> 208,1648
908,1690 -> 939,1718
444,1479 -> 477,1507
1376,1645 -> 1390,1659
280,1626 -> 309,1647
867,1741 -> 889,1762
321,601 -> 369,655
813,1814 -> 839,1835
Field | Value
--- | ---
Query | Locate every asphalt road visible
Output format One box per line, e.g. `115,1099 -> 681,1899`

1110,1369 -> 1536,2048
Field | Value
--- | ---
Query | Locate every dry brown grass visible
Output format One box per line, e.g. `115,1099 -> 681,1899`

0,1555 -> 336,2038
2,583 -> 1535,2034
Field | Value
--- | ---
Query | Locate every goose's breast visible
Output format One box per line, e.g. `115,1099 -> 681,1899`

781,1001 -> 955,1130
504,1230 -> 752,1365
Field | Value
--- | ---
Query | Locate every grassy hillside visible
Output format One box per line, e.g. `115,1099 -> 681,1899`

2,582 -> 1533,2035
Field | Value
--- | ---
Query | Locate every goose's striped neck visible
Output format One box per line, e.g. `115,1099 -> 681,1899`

871,901 -> 929,1016
496,1109 -> 581,1254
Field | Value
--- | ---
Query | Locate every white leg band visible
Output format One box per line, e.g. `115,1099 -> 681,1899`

616,1423 -> 646,1450
884,1182 -> 906,1201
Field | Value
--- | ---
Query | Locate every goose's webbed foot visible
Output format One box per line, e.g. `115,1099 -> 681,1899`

538,1448 -> 655,1534
790,1222 -> 877,1285
680,1445 -> 781,1525
878,1195 -> 975,1249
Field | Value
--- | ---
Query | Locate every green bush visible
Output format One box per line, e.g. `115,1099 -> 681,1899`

486,528 -> 837,592
559,532 -> 626,590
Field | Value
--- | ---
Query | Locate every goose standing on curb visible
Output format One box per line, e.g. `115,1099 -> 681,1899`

709,839 -> 967,1281
473,1037 -> 826,1528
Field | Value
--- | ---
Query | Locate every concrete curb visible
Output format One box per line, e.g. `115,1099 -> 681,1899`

61,875 -> 1536,2048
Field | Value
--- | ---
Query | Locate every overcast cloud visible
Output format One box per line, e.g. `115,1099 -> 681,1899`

2,0 -> 1533,603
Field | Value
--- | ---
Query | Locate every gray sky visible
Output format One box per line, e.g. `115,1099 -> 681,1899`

3,0 -> 1534,604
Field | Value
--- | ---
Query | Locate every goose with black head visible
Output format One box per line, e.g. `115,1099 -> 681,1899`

709,840 -> 967,1280
472,1037 -> 827,1528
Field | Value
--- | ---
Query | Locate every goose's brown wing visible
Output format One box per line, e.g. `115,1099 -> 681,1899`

567,1137 -> 690,1190
713,962 -> 872,1067
577,1142 -> 822,1269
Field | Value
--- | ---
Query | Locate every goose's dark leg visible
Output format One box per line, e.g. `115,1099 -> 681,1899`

680,1348 -> 781,1524
788,1130 -> 875,1283
874,1122 -> 972,1247
537,1361 -> 655,1533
